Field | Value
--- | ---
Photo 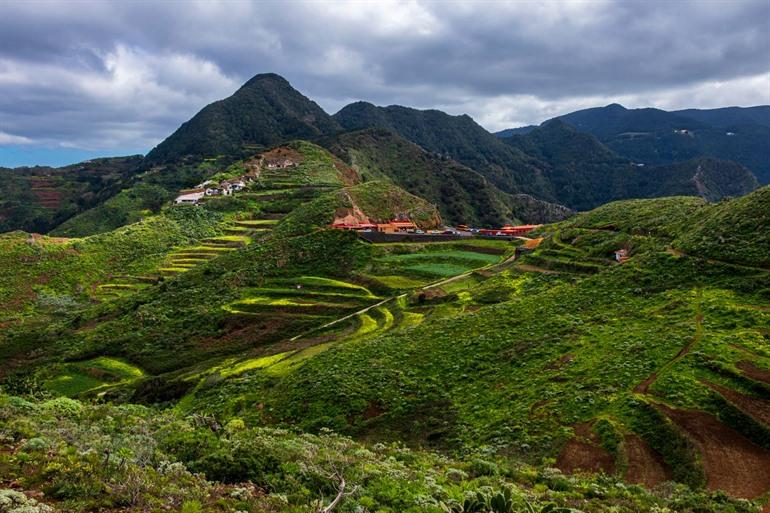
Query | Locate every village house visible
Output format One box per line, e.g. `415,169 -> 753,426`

174,189 -> 206,205
225,179 -> 246,191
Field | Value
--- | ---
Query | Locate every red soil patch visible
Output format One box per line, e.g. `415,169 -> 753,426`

624,434 -> 672,487
658,403 -> 770,499
261,146 -> 303,166
705,381 -> 770,426
556,440 -> 615,475
556,422 -> 615,476
333,159 -> 360,186
738,361 -> 770,385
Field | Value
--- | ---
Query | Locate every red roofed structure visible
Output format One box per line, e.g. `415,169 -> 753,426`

479,224 -> 543,237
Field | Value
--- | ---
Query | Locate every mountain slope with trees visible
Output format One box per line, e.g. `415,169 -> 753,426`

326,128 -> 573,226
504,120 -> 759,210
498,104 -> 770,185
144,73 -> 340,164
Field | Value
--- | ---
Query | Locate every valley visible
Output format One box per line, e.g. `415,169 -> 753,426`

0,73 -> 768,513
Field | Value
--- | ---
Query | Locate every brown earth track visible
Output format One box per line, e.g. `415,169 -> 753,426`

738,361 -> 770,385
705,381 -> 770,426
657,403 -> 770,499
623,434 -> 672,487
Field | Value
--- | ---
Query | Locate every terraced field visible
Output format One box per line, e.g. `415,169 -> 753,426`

43,356 -> 144,397
158,235 -> 251,276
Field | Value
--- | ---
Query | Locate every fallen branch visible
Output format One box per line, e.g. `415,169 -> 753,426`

317,477 -> 345,513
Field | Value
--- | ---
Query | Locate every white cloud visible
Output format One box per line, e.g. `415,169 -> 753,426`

0,131 -> 33,145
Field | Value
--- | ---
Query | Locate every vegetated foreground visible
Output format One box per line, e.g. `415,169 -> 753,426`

0,141 -> 769,512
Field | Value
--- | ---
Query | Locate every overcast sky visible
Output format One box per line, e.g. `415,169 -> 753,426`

1,0 -> 768,167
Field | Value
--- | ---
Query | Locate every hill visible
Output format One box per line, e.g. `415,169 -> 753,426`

333,101 -> 554,200
0,156 -> 143,234
144,73 -> 340,164
326,128 -> 573,226
499,104 -> 770,185
504,120 -> 759,210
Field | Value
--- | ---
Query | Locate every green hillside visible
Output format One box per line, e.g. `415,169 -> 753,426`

504,104 -> 770,185
333,101 -> 555,200
327,128 -> 573,226
2,178 -> 769,511
504,120 -> 758,210
0,156 -> 143,234
334,100 -> 759,210
165,188 -> 770,506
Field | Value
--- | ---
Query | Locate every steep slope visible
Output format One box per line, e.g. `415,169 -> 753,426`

326,128 -> 573,226
0,156 -> 143,234
499,103 -> 770,184
333,101 -> 554,199
504,120 -> 758,210
144,73 -> 340,164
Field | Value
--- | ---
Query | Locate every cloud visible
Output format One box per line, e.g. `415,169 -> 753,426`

0,0 -> 767,161
0,131 -> 33,145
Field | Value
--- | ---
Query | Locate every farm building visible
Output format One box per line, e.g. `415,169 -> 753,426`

479,224 -> 542,237
377,219 -> 417,233
330,217 -> 417,233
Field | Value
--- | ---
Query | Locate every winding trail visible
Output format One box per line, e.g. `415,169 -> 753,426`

635,289 -> 703,394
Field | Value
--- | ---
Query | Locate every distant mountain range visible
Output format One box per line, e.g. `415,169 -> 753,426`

496,104 -> 770,185
1,73 -> 764,235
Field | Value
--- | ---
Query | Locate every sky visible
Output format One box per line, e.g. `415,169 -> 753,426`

0,0 -> 768,167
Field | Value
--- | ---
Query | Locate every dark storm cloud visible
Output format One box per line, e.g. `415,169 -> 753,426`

0,0 -> 768,154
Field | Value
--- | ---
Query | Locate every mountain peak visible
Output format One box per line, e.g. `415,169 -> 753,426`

604,103 -> 627,111
144,72 -> 339,163
240,72 -> 291,89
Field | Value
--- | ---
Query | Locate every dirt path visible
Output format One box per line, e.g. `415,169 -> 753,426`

624,434 -> 672,487
657,403 -> 770,499
635,290 -> 703,394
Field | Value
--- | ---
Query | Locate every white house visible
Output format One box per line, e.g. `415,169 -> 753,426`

228,180 -> 246,191
174,189 -> 206,205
